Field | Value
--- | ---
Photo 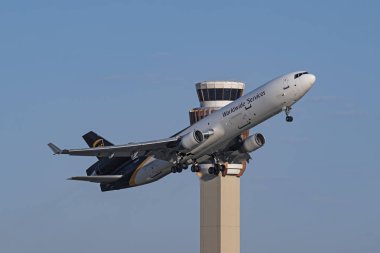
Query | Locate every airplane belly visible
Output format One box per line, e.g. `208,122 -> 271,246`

132,158 -> 172,186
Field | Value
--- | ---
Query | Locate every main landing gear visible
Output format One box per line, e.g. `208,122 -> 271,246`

207,155 -> 226,176
191,162 -> 201,173
284,106 -> 293,122
171,163 -> 188,173
208,164 -> 226,176
172,160 -> 201,174
171,157 -> 226,176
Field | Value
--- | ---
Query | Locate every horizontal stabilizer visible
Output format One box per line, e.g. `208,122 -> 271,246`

48,143 -> 62,154
68,175 -> 123,183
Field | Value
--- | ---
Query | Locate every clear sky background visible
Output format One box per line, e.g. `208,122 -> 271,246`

1,1 -> 379,252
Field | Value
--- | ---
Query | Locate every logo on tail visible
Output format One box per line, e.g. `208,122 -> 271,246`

92,139 -> 105,148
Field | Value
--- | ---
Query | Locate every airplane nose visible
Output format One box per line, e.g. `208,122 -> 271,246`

307,74 -> 316,86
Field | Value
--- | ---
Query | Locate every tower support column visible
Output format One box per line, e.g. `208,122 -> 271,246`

189,81 -> 246,253
200,175 -> 240,253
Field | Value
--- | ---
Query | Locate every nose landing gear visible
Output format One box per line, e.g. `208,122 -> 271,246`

284,106 -> 293,122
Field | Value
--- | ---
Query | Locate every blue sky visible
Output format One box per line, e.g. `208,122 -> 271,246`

1,1 -> 379,252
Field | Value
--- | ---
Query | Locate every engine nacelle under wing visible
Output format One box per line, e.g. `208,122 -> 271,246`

178,130 -> 205,151
240,133 -> 265,153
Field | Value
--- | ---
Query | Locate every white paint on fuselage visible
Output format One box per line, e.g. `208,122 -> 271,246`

131,71 -> 316,186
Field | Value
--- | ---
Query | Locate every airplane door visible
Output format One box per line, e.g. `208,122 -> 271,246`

278,77 -> 291,103
283,77 -> 290,93
283,77 -> 297,100
293,78 -> 299,98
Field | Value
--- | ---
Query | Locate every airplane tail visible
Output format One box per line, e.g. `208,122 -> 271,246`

82,131 -> 114,148
82,131 -> 114,175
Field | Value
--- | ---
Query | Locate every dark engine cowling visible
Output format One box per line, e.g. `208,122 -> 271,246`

240,133 -> 265,153
178,130 -> 205,151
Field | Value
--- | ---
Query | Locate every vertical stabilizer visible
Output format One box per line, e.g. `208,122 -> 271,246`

82,131 -> 114,164
82,131 -> 113,148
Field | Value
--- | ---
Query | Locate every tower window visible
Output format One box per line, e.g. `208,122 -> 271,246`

209,88 -> 216,100
202,89 -> 209,101
216,89 -> 223,100
197,89 -> 204,102
224,89 -> 231,100
199,88 -> 243,101
231,89 -> 238,100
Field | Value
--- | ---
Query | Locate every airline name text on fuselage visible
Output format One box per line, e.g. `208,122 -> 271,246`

222,91 -> 266,117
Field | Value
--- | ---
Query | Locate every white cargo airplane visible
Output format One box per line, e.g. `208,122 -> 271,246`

48,71 -> 316,191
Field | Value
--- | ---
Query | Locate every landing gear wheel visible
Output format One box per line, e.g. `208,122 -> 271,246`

286,116 -> 293,122
284,106 -> 293,122
191,165 -> 200,173
172,164 -> 184,173
213,164 -> 221,175
220,164 -> 226,172
208,167 -> 215,175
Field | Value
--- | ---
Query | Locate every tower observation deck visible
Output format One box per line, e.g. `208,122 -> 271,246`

190,81 -> 245,124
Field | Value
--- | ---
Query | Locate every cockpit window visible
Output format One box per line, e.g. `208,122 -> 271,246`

294,71 -> 309,79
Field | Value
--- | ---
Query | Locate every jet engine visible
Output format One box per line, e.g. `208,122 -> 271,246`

179,130 -> 205,151
240,133 -> 265,153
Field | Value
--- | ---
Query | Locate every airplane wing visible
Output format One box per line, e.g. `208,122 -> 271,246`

48,137 -> 179,158
68,175 -> 123,183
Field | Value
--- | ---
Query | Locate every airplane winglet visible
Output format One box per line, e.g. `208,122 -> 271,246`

48,143 -> 63,155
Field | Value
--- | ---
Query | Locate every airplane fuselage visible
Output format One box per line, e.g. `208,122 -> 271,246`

100,71 -> 316,191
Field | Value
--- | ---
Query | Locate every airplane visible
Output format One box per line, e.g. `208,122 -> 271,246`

48,71 -> 316,192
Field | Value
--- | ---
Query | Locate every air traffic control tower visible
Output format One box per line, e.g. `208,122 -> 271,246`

189,81 -> 248,253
